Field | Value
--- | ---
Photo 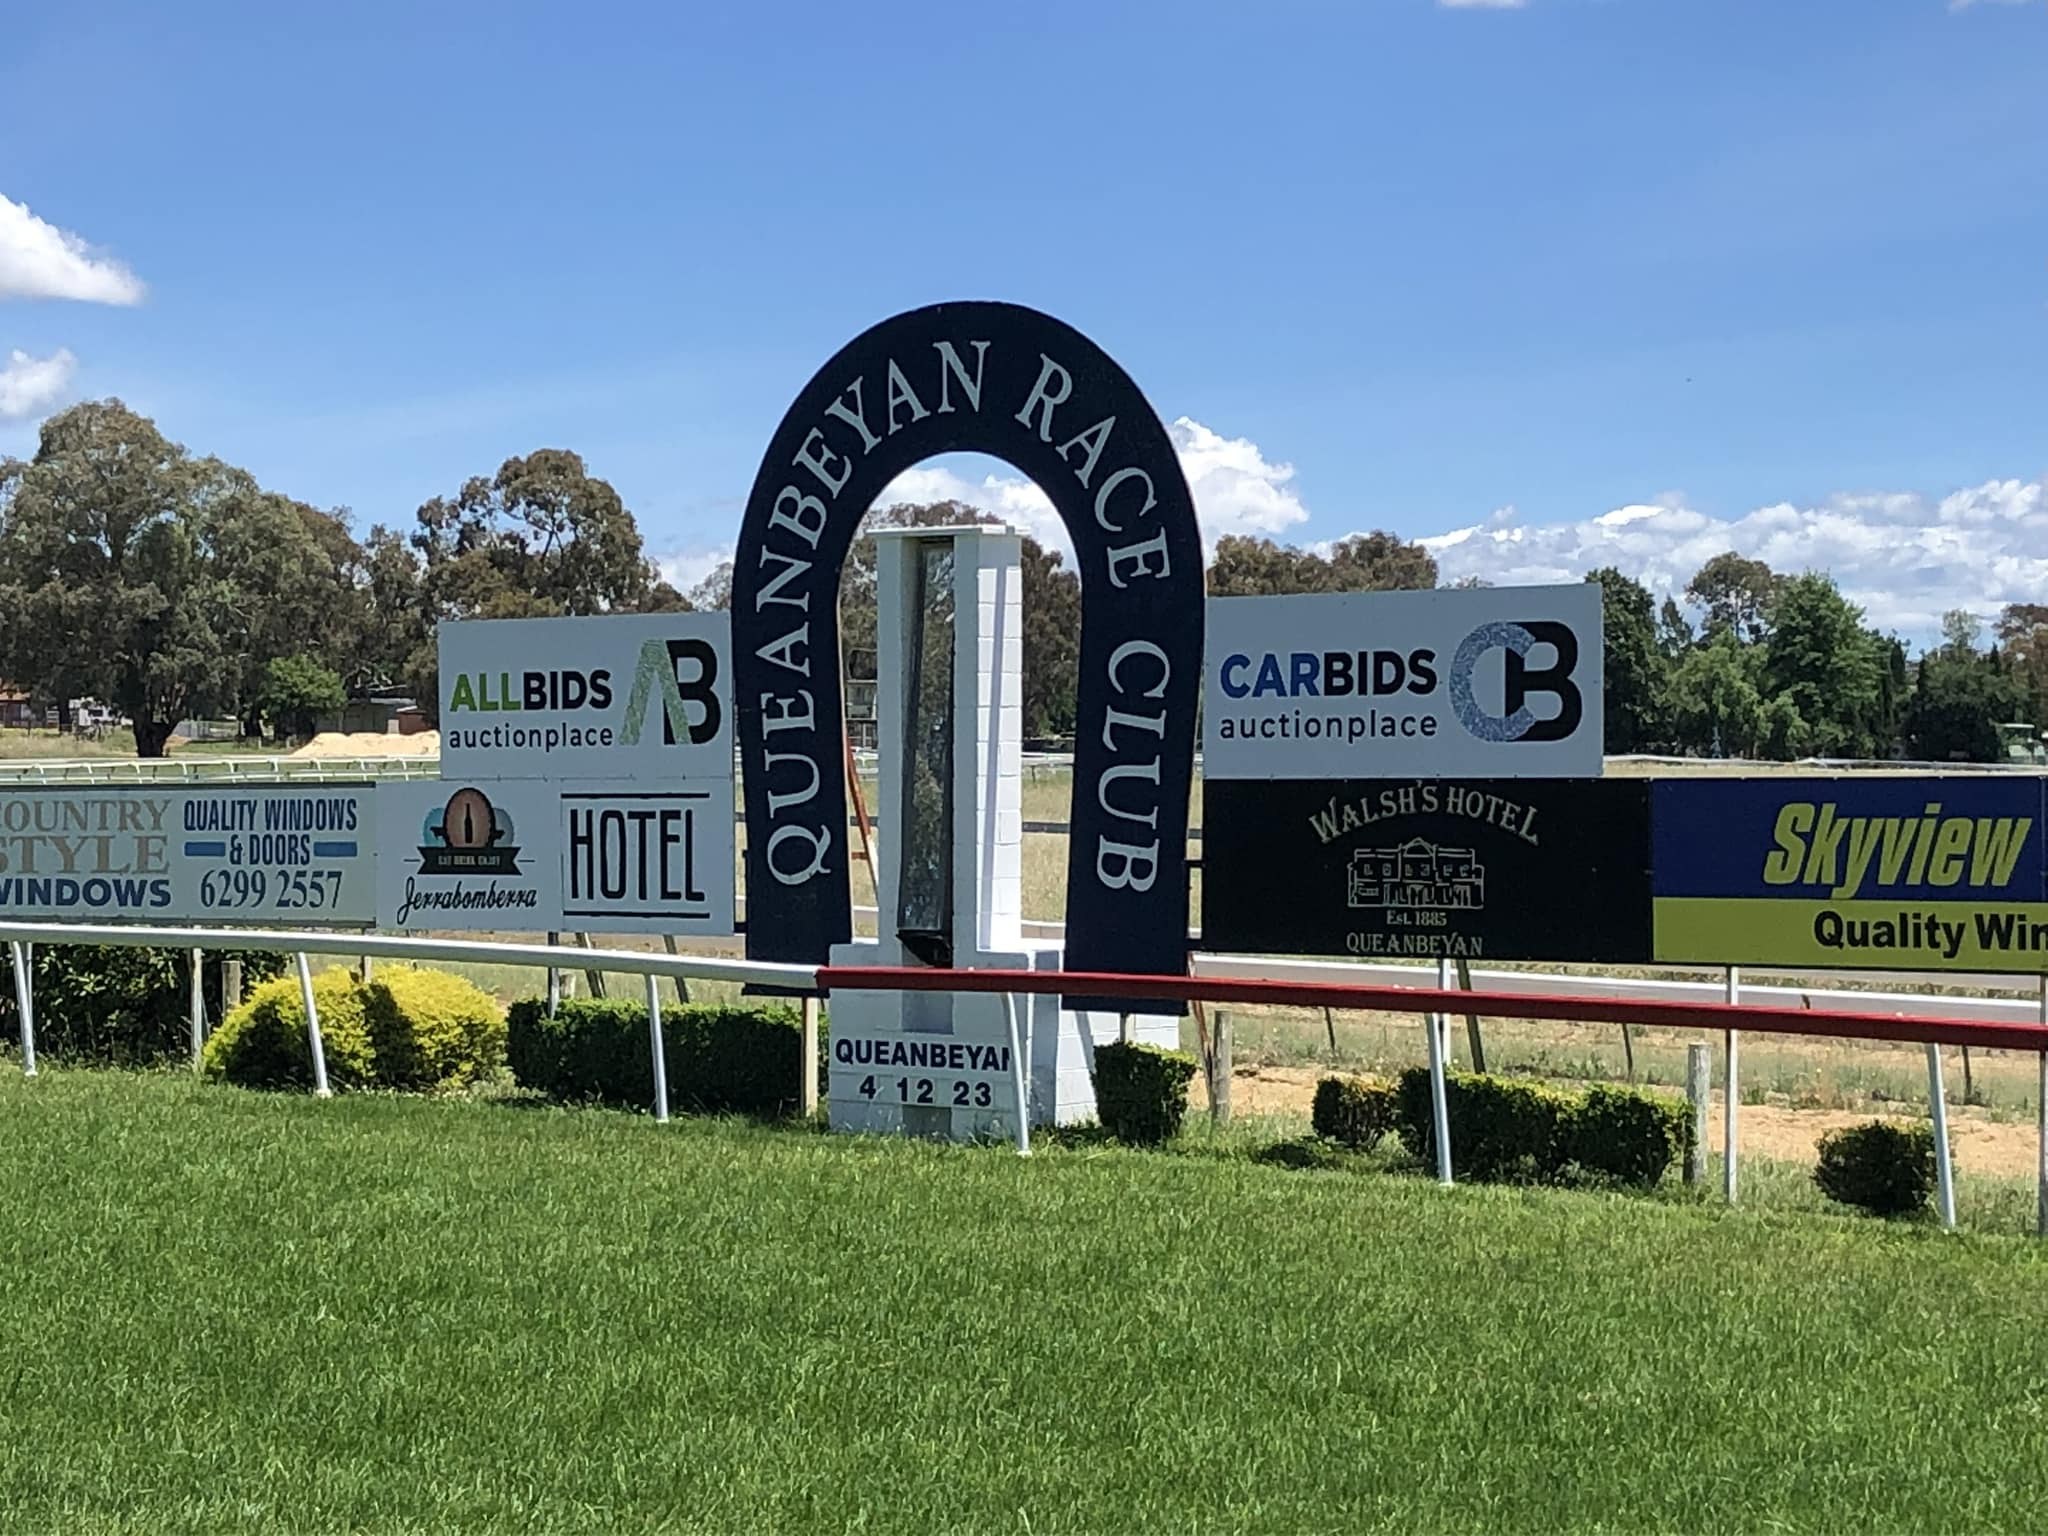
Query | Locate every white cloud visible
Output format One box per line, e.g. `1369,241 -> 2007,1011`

0,347 -> 76,420
654,547 -> 733,596
872,415 -> 1311,559
1413,477 -> 2048,642
0,195 -> 145,305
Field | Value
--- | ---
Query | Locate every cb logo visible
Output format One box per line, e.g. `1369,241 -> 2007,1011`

1448,621 -> 1582,743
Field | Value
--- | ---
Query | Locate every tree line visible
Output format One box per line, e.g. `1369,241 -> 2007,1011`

2,399 -> 2042,761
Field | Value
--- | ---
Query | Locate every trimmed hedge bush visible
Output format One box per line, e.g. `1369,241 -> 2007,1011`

203,966 -> 504,1093
506,996 -> 806,1117
1396,1068 -> 1688,1188
1312,1074 -> 1398,1151
1093,1041 -> 1197,1147
1,945 -> 285,1066
1814,1121 -> 1937,1218
1568,1085 -> 1690,1189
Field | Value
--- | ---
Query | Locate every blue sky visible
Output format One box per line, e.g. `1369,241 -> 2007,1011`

2,0 -> 2043,641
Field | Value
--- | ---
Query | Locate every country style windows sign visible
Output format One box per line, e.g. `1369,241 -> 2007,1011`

437,613 -> 732,781
1652,777 -> 2048,972
1202,585 -> 1604,780
0,786 -> 377,926
1201,778 -> 1651,962
374,779 -> 736,934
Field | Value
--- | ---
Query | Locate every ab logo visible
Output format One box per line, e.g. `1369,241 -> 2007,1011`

622,638 -> 721,748
1449,621 -> 1582,744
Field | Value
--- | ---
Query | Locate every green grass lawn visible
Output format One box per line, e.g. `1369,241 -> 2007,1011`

4,1072 -> 2048,1532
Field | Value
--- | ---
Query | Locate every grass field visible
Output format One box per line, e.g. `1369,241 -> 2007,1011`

4,1070 -> 2048,1532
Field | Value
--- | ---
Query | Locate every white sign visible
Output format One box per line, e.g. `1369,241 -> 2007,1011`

376,779 -> 735,934
0,786 -> 377,926
827,1031 -> 1016,1113
437,613 -> 732,781
1202,585 -> 1604,780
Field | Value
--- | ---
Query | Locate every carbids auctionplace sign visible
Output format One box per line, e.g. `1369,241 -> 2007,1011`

1202,585 -> 1604,780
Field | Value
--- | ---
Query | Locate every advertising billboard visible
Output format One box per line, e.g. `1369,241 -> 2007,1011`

375,779 -> 736,935
1202,777 -> 1652,962
1202,585 -> 1604,780
1652,777 -> 2048,972
437,612 -> 733,782
0,785 -> 377,926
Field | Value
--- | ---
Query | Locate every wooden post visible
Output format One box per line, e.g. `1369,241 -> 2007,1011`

661,933 -> 692,1005
573,932 -> 608,999
1211,1009 -> 1232,1128
224,959 -> 244,1012
357,954 -> 373,984
800,995 -> 820,1117
1621,1023 -> 1637,1084
545,932 -> 562,1016
1323,1007 -> 1338,1056
1962,1045 -> 1975,1106
1684,1043 -> 1711,1186
1118,1012 -> 1133,1044
1455,958 -> 1485,1075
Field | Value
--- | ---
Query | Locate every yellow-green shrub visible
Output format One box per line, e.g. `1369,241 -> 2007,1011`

202,968 -> 374,1091
203,966 -> 504,1093
365,968 -> 506,1090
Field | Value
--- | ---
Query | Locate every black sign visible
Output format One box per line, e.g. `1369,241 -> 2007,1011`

733,302 -> 1203,1010
1201,778 -> 1652,963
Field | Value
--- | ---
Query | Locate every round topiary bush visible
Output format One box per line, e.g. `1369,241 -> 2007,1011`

1814,1120 -> 1937,1218
202,968 -> 375,1091
364,968 -> 506,1090
202,966 -> 505,1093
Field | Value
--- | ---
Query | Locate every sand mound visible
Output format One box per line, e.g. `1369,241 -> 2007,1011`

290,730 -> 440,759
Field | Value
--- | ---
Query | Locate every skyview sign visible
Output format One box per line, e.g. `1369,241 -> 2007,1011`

1652,778 -> 2048,971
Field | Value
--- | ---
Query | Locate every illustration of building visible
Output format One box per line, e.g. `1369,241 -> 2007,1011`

1348,839 -> 1485,911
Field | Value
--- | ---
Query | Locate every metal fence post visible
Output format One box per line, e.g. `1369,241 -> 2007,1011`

1425,1002 -> 1453,1186
646,973 -> 670,1124
1684,1042 -> 1711,1187
1723,966 -> 1740,1204
1003,992 -> 1030,1157
295,953 -> 330,1098
2038,977 -> 2047,1239
1926,1044 -> 1957,1231
9,940 -> 34,1078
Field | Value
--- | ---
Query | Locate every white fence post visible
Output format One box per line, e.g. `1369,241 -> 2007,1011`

295,953 -> 330,1098
1724,965 -> 1740,1205
1926,1044 -> 1957,1232
2038,976 -> 2047,1239
1425,1000 -> 1453,1187
189,948 -> 206,1071
646,973 -> 670,1124
9,940 -> 34,1078
1003,991 -> 1030,1158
